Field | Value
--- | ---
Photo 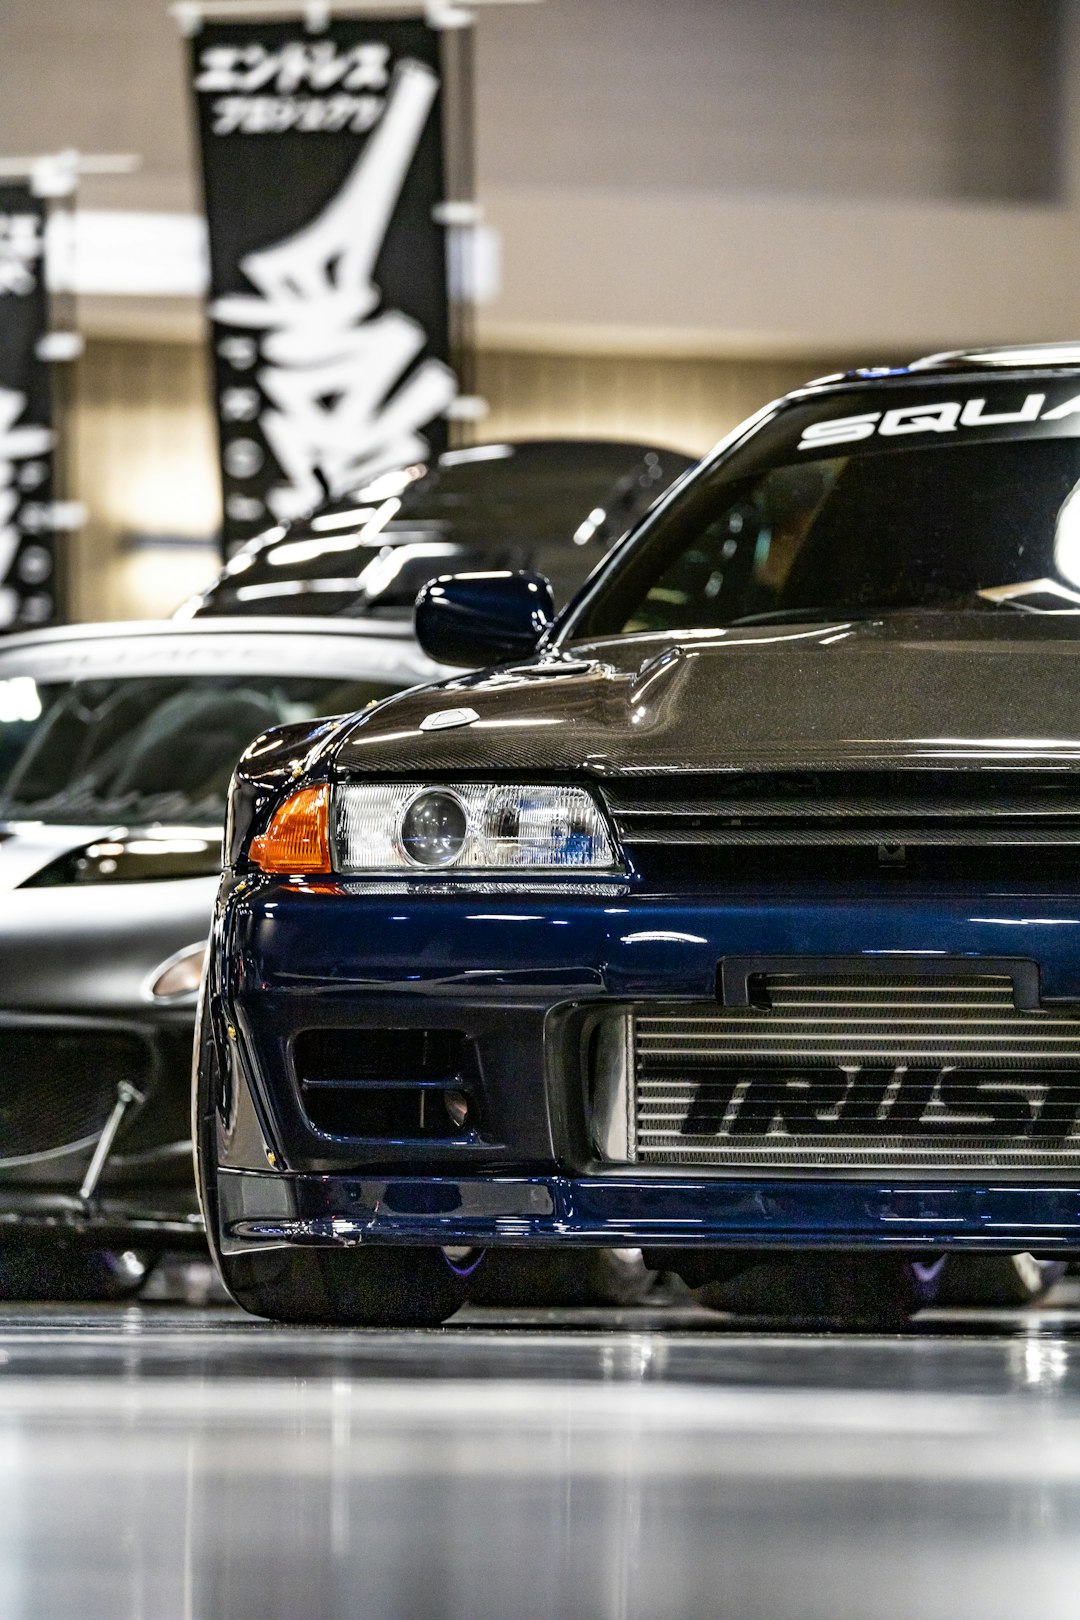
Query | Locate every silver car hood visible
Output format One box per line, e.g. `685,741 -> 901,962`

0,823 -> 218,1013
0,822 -> 116,892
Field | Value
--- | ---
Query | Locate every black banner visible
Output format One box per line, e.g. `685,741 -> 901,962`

0,184 -> 56,631
190,16 -> 456,552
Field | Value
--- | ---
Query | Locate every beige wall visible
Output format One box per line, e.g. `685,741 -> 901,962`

477,0 -> 1063,204
473,349 -> 851,456
70,340 -> 221,623
66,338 -> 866,623
0,0 -> 1061,218
4,0 -> 1078,360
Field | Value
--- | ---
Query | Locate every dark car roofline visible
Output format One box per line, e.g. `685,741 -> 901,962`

793,342 -> 1080,396
0,615 -> 421,656
437,435 -> 696,455
907,342 -> 1080,373
580,344 -> 1080,552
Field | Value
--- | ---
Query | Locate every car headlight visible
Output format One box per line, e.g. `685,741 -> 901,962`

248,782 -> 618,873
336,783 -> 618,872
145,941 -> 208,1000
249,781 -> 618,874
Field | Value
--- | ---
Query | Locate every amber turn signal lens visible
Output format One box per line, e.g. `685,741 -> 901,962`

249,784 -> 331,874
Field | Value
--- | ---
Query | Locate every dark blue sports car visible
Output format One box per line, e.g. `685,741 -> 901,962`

197,342 -> 1080,1326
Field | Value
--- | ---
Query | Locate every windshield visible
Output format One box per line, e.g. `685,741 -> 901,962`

0,672 -> 398,826
567,386 -> 1080,640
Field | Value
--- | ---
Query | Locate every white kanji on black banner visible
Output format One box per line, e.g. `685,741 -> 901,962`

0,185 -> 56,631
190,19 -> 456,551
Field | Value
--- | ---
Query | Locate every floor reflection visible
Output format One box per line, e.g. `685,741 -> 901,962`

0,1278 -> 1078,1619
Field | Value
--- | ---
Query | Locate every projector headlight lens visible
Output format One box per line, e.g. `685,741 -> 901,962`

333,783 -> 617,872
399,789 -> 469,868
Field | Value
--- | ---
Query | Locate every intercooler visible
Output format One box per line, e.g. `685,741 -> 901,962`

594,973 -> 1080,1173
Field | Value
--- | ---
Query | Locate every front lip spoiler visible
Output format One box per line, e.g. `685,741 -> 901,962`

0,1191 -> 206,1250
216,1169 -> 1080,1254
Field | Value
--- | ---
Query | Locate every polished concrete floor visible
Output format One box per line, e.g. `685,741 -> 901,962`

2,1274 -> 1080,1619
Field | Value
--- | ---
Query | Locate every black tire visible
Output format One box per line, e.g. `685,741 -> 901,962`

934,1253 -> 1067,1307
219,1243 -> 468,1327
0,1241 -> 156,1302
694,1253 -> 943,1331
468,1247 -> 657,1307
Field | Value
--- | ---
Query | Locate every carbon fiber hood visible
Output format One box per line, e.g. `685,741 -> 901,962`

333,612 -> 1080,776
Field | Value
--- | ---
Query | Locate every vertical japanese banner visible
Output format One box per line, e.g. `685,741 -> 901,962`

189,16 -> 457,553
0,184 -> 57,630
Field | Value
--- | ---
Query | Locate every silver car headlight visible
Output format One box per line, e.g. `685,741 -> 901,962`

145,941 -> 208,1001
333,782 -> 618,872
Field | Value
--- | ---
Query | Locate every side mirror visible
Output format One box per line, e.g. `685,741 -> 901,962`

414,570 -> 555,668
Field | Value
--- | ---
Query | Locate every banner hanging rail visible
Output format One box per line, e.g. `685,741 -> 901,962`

172,0 -> 543,34
0,152 -> 141,199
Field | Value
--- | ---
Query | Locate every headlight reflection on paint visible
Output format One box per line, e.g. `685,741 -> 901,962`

334,783 -> 617,872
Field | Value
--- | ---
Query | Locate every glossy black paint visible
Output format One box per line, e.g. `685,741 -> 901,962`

214,1171 -> 1080,1253
414,570 -> 555,668
187,439 -> 696,621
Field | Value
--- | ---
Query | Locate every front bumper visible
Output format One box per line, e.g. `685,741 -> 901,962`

217,1167 -> 1080,1255
208,872 -> 1080,1255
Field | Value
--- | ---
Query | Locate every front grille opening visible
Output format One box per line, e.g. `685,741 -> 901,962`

605,767 -> 1080,828
0,1029 -> 152,1161
293,1028 -> 481,1140
604,768 -> 1080,884
629,974 -> 1080,1174
746,973 -> 772,1010
114,1026 -> 191,1155
638,843 -> 1080,885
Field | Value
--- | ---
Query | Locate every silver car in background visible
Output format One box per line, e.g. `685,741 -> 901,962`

0,617 -> 446,1298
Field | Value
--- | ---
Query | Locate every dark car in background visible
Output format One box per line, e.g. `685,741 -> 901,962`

197,343 -> 1080,1328
181,439 -> 696,621
0,616 -> 447,1298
